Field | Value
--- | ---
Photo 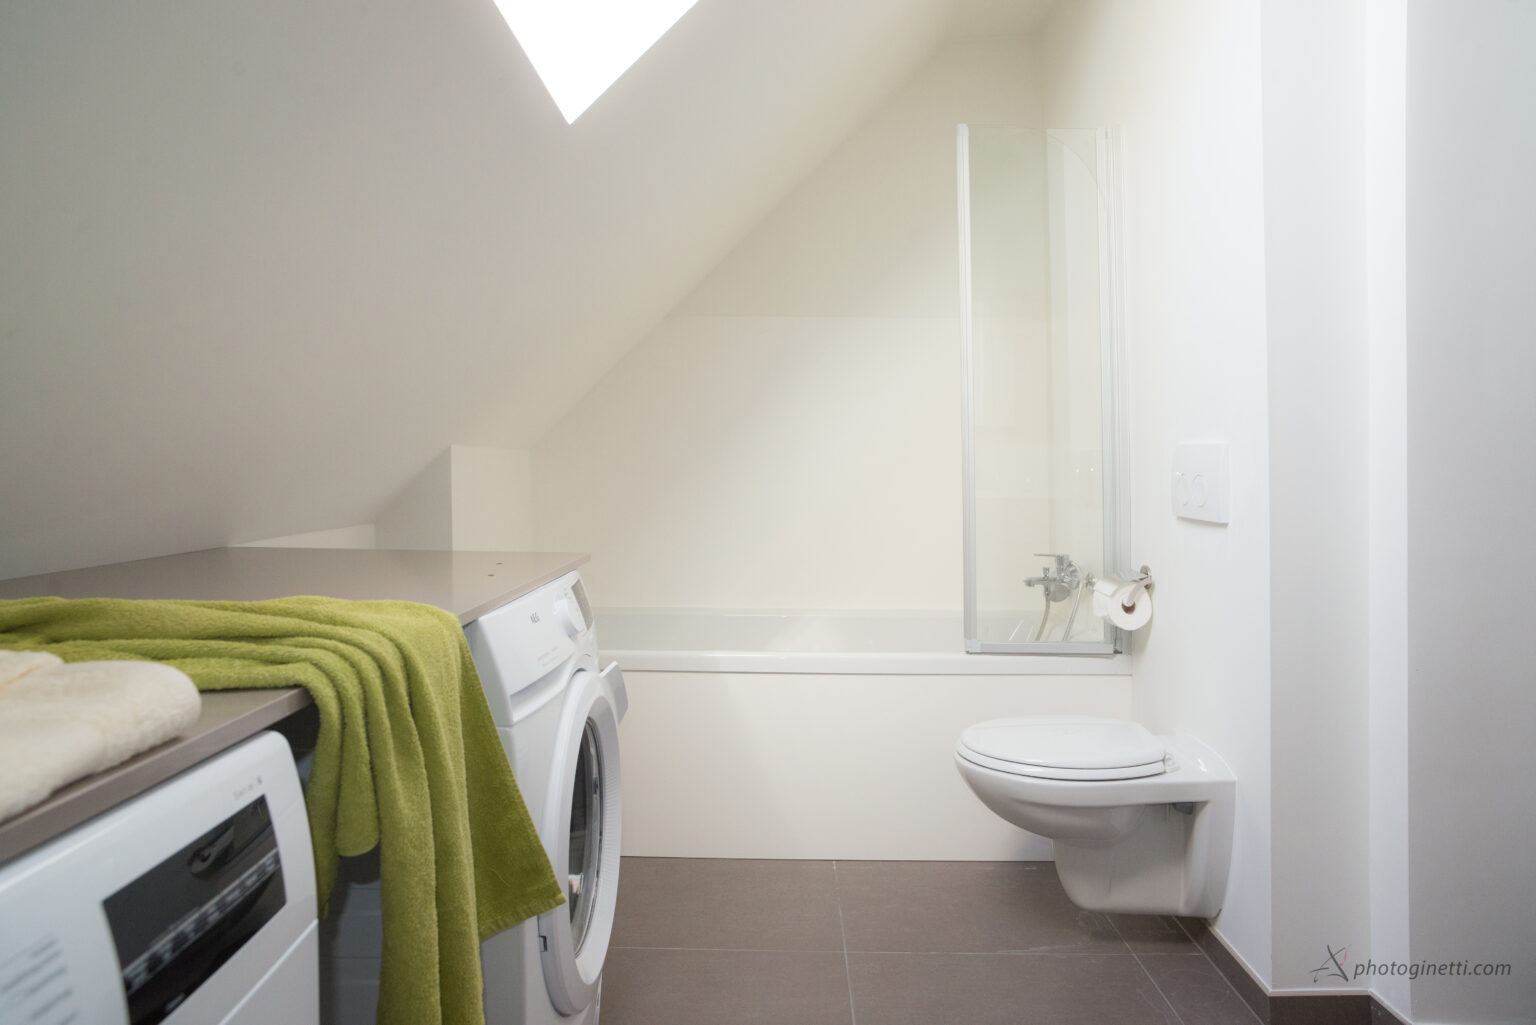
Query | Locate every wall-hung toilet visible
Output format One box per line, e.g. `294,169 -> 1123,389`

954,716 -> 1235,918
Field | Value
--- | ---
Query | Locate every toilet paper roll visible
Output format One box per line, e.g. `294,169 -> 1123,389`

1093,577 -> 1153,631
1091,577 -> 1120,618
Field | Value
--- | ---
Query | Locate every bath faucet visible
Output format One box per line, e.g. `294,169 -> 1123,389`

1027,553 -> 1081,602
1017,554 -> 1092,643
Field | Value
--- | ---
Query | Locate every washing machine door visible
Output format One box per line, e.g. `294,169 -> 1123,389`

537,667 -> 623,1015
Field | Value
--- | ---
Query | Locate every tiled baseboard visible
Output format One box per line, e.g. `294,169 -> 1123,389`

1176,919 -> 1410,1025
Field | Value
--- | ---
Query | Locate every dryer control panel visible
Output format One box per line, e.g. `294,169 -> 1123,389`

0,733 -> 317,1025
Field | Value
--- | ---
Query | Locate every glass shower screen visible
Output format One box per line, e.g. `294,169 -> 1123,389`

957,124 -> 1125,655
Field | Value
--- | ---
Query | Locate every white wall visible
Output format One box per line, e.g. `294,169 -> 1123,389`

374,445 -> 533,550
1406,2 -> 1536,1021
619,671 -> 1132,860
374,449 -> 455,550
1365,0 -> 1411,1015
1261,0 -> 1374,994
534,39 -> 1045,611
240,523 -> 377,548
450,446 -> 534,551
1040,0 -> 1275,985
0,0 -> 958,579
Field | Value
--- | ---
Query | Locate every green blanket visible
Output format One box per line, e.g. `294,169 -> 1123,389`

0,596 -> 564,1025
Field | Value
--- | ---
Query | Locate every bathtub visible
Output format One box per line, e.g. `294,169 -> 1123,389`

596,608 -> 1129,675
596,608 -> 1133,861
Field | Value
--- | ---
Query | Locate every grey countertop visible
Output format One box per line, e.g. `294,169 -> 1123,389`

0,688 -> 313,864
0,546 -> 588,863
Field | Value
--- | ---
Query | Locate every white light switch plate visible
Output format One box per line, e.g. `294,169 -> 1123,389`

1172,442 -> 1230,524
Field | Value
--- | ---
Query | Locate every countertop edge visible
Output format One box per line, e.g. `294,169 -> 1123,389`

0,688 -> 312,865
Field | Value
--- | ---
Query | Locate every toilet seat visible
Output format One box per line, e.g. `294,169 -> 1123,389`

957,717 -> 1166,781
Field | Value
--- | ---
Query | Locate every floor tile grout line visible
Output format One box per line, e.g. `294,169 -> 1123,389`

832,860 -> 858,1025
1172,918 -> 1267,1025
1108,916 -> 1190,1025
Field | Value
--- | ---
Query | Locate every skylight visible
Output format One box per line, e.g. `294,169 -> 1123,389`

490,0 -> 704,124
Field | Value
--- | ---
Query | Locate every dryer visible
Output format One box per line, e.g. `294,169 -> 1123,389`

466,571 -> 627,1025
0,732 -> 318,1025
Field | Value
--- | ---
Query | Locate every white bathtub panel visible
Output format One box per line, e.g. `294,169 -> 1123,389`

618,670 -> 1134,860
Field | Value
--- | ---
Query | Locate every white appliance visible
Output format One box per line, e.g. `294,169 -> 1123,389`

467,571 -> 627,1025
321,571 -> 626,1025
0,732 -> 318,1025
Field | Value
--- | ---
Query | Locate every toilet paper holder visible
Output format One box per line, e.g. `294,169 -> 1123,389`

1120,565 -> 1154,610
1091,566 -> 1155,631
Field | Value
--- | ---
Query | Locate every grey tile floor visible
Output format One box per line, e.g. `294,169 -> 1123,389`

602,858 -> 1261,1025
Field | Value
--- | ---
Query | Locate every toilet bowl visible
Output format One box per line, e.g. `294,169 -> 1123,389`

954,716 -> 1235,917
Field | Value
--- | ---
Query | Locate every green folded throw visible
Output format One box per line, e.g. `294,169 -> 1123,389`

0,596 -> 565,1025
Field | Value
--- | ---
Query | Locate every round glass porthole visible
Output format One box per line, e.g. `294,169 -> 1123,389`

567,720 -> 603,953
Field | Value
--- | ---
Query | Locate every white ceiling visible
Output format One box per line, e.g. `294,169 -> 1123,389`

0,0 -> 1036,577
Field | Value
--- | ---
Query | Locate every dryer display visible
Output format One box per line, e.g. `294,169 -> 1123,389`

103,796 -> 286,1025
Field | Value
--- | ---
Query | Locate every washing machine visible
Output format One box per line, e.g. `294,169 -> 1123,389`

465,570 -> 627,1025
0,731 -> 318,1025
318,570 -> 626,1025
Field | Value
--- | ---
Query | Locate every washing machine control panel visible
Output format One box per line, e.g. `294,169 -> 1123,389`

463,572 -> 598,726
552,597 -> 584,639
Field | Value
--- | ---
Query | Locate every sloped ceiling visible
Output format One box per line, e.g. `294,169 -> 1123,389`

950,0 -> 1062,37
0,0 -> 979,577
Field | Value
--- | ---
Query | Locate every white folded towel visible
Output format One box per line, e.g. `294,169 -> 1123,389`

0,649 -> 64,686
0,655 -> 202,823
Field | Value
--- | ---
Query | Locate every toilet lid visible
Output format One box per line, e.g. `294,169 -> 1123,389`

958,717 -> 1166,781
